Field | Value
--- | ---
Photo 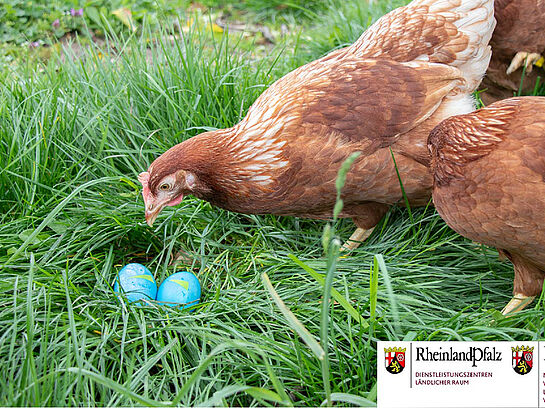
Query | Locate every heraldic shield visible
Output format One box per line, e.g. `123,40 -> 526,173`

512,346 -> 533,375
385,347 -> 406,374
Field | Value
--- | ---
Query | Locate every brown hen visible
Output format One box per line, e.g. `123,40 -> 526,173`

479,0 -> 545,105
429,96 -> 545,314
139,0 -> 495,250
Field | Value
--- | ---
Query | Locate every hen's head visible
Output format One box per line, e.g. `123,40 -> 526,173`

138,167 -> 197,227
138,142 -> 206,227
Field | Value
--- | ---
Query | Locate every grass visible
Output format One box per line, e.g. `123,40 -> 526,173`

1,0 -> 545,406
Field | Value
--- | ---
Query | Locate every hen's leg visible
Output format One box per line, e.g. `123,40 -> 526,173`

501,294 -> 535,315
506,51 -> 544,75
342,227 -> 375,251
500,250 -> 544,315
341,204 -> 389,252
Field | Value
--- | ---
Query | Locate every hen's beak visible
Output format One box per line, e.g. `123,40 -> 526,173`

145,206 -> 162,227
144,199 -> 170,227
143,196 -> 184,227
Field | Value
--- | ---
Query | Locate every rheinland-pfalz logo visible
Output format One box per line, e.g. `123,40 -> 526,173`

385,347 -> 406,374
511,346 -> 533,375
415,346 -> 502,367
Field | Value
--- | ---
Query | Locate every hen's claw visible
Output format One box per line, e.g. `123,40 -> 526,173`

341,227 -> 375,252
501,293 -> 535,315
506,51 -> 543,75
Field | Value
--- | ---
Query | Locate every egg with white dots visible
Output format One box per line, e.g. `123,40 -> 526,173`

156,271 -> 201,309
113,263 -> 157,304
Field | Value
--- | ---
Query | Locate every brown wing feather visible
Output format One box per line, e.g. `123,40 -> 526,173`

429,97 -> 545,187
244,57 -> 464,152
350,0 -> 494,92
303,59 -> 464,150
352,7 -> 459,63
428,98 -> 519,186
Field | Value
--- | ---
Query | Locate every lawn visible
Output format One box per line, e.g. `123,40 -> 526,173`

1,0 -> 543,406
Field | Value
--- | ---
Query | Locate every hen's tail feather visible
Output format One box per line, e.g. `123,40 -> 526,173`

351,0 -> 495,94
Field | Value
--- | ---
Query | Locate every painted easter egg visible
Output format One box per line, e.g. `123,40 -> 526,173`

113,263 -> 157,304
156,271 -> 201,309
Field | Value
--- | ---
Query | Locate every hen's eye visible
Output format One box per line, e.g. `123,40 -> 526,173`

159,183 -> 170,191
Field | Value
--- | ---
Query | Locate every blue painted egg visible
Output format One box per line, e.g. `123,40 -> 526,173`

113,263 -> 157,304
156,271 -> 201,309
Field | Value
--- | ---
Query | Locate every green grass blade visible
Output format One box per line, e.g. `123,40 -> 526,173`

375,254 -> 400,337
65,368 -> 168,406
262,272 -> 325,360
370,257 -> 379,321
324,392 -> 376,407
170,343 -> 234,406
198,385 -> 251,407
245,387 -> 286,404
389,148 -> 415,233
333,152 -> 361,220
320,239 -> 341,406
288,254 -> 368,329
2,177 -> 117,266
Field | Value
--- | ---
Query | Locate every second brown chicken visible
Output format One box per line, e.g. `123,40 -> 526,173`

428,96 -> 545,314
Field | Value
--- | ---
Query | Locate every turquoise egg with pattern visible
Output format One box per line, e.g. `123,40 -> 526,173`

113,263 -> 157,304
156,271 -> 201,309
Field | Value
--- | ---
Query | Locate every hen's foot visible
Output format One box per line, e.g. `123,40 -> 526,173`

341,227 -> 374,252
506,51 -> 544,75
501,293 -> 535,315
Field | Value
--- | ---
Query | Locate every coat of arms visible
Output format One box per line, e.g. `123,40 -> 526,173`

385,347 -> 406,374
512,345 -> 533,375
